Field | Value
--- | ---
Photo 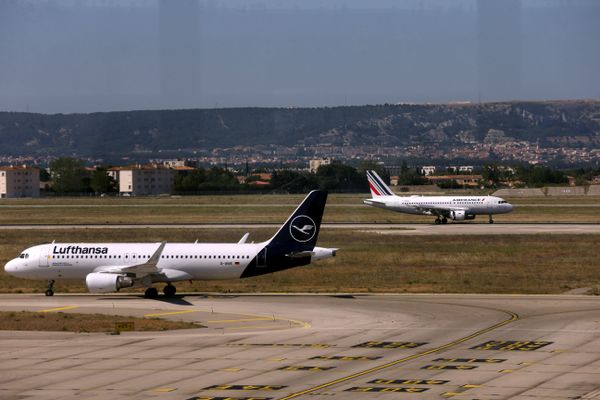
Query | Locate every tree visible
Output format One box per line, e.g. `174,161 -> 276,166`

90,168 -> 117,194
316,164 -> 365,191
270,170 -> 318,193
49,157 -> 87,193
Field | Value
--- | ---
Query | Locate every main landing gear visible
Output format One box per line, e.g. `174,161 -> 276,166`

163,284 -> 176,297
144,284 -> 177,298
45,280 -> 55,296
144,287 -> 158,299
434,217 -> 448,225
489,215 -> 494,224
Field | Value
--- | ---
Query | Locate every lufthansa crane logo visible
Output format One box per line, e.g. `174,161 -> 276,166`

289,215 -> 316,243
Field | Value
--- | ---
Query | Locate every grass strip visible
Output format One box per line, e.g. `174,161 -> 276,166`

0,311 -> 203,332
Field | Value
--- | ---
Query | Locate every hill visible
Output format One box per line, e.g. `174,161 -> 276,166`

1,101 -> 599,161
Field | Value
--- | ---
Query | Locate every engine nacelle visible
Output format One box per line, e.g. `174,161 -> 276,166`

450,210 -> 475,221
311,247 -> 338,262
85,272 -> 134,293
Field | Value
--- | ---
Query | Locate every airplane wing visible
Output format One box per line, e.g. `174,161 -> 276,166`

93,242 -> 166,277
412,205 -> 465,216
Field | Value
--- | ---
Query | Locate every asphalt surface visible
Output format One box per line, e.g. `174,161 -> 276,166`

2,223 -> 600,235
0,293 -> 599,399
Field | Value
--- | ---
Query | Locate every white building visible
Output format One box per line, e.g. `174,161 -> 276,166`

0,165 -> 40,198
309,158 -> 332,173
109,164 -> 175,196
421,166 -> 436,176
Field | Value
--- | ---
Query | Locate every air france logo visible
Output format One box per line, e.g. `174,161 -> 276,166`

290,215 -> 316,243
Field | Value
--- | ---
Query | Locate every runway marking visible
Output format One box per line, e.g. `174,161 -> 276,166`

423,364 -> 478,370
203,385 -> 286,391
368,379 -> 448,385
222,368 -> 242,372
230,343 -> 331,348
470,340 -> 553,351
153,387 -> 176,392
353,341 -> 427,349
144,309 -> 199,317
187,397 -> 272,400
462,384 -> 483,388
37,305 -> 78,313
277,310 -> 519,400
433,357 -> 506,363
346,386 -> 428,393
310,355 -> 381,361
279,366 -> 335,372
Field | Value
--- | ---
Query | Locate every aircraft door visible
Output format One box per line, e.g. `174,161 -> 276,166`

256,248 -> 267,268
38,247 -> 49,268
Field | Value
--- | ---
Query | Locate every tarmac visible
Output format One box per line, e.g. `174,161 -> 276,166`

0,293 -> 599,399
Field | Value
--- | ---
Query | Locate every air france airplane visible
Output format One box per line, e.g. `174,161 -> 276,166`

4,191 -> 336,298
364,170 -> 513,224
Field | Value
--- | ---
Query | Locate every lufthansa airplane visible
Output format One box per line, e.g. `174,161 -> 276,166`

364,170 -> 513,224
4,191 -> 336,298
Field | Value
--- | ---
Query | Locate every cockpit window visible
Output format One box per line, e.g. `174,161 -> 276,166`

498,200 -> 507,204
19,253 -> 29,259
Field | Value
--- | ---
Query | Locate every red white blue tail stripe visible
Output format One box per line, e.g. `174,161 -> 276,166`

366,170 -> 394,197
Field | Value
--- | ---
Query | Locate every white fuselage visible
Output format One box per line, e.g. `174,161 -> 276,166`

364,195 -> 513,216
6,242 -> 264,282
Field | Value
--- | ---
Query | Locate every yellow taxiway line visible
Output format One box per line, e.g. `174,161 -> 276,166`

37,305 -> 78,313
144,310 -> 200,317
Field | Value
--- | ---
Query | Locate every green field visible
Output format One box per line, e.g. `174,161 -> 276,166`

1,228 -> 599,295
0,194 -> 599,224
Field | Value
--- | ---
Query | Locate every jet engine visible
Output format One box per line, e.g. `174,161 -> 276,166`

85,272 -> 134,293
450,210 -> 475,221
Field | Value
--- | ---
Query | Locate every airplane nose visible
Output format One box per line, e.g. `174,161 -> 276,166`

4,259 -> 17,275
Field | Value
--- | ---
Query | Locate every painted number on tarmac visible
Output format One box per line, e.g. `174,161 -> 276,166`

470,340 -> 553,351
353,341 -> 427,349
279,365 -> 335,371
422,365 -> 478,370
433,358 -> 506,363
368,379 -> 449,385
310,355 -> 382,361
203,385 -> 287,391
346,387 -> 428,393
188,397 -> 272,400
228,343 -> 331,348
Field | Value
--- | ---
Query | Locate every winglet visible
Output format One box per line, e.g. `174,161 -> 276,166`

238,232 -> 250,244
147,242 -> 167,268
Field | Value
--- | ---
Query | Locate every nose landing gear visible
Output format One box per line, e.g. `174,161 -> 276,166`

45,280 -> 55,296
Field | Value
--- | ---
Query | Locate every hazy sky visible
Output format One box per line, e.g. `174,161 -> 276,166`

0,0 -> 598,113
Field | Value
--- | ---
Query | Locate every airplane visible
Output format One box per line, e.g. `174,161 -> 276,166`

4,191 -> 337,298
364,170 -> 513,224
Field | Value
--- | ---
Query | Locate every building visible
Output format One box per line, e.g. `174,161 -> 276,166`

109,164 -> 175,196
421,166 -> 436,176
426,174 -> 483,187
0,165 -> 40,198
309,158 -> 332,173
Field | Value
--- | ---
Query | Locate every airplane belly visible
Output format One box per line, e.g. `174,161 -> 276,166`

181,263 -> 247,280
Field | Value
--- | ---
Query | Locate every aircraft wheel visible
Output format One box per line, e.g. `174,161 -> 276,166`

45,289 -> 54,297
442,218 -> 448,224
434,218 -> 441,225
163,284 -> 176,297
144,287 -> 159,299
